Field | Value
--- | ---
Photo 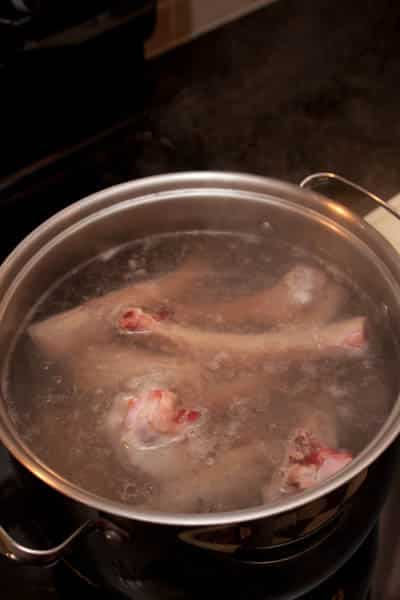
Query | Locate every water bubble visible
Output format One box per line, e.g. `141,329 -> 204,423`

99,247 -> 121,261
128,259 -> 137,270
261,221 -> 273,232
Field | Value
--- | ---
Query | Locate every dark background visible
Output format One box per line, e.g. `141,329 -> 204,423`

3,0 -> 400,227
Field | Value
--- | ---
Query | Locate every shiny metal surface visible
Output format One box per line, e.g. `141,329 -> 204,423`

0,518 -> 126,566
0,521 -> 97,566
0,171 -> 399,537
300,172 -> 400,221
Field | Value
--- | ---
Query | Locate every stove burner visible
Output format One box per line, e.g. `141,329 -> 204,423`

44,528 -> 378,600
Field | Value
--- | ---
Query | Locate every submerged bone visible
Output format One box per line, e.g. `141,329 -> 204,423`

146,441 -> 270,512
262,411 -> 352,503
120,312 -> 368,364
179,264 -> 346,327
28,255 -> 207,360
106,381 -> 207,481
71,345 -> 195,392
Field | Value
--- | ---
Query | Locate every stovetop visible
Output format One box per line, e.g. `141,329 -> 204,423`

2,0 -> 400,597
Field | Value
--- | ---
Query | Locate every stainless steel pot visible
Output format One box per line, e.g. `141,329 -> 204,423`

1,171 -> 400,571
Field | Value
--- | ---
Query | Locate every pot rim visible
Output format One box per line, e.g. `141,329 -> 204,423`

1,170 -> 400,527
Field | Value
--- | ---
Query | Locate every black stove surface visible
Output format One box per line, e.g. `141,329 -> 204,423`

2,0 -> 400,598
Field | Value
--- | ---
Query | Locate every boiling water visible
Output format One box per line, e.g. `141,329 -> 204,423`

3,232 -> 394,513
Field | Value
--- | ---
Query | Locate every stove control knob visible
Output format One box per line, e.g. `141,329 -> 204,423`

103,528 -> 124,545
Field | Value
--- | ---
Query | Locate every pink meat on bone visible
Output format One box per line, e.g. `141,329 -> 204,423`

286,430 -> 352,491
106,383 -> 207,481
265,428 -> 352,500
118,307 -> 161,334
108,385 -> 204,451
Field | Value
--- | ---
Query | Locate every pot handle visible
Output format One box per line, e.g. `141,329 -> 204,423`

300,171 -> 400,222
0,518 -> 127,566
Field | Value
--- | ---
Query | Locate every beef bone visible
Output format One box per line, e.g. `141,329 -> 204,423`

145,441 -> 270,512
178,264 -> 346,327
28,255 -> 207,361
262,412 -> 352,503
70,345 -> 199,393
106,381 -> 207,481
118,310 -> 368,364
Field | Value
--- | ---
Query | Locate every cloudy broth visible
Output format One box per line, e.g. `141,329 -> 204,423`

4,231 -> 393,513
